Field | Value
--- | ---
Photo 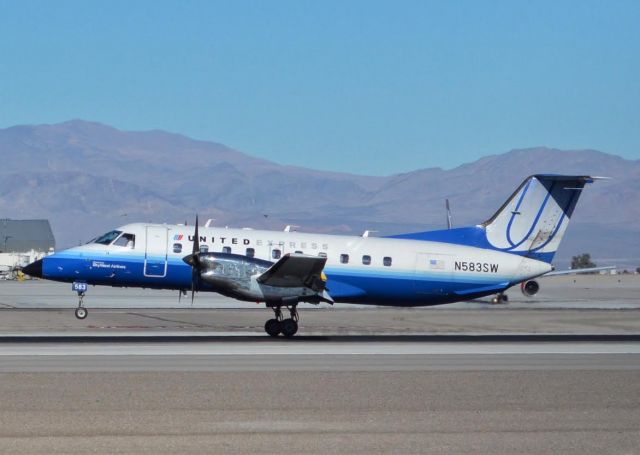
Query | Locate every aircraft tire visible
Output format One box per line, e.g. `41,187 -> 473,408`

281,318 -> 298,338
75,307 -> 88,320
265,318 -> 282,337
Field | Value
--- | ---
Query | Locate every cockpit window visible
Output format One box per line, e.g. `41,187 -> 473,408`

94,230 -> 122,245
113,233 -> 136,248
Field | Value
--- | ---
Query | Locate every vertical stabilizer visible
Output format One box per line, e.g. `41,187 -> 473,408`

483,175 -> 594,263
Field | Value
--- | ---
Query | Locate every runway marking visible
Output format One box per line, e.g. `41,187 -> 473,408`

2,332 -> 640,340
0,342 -> 639,356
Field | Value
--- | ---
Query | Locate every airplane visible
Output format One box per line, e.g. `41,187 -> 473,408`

22,174 -> 600,337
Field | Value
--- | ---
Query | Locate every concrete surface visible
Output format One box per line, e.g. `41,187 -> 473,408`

0,362 -> 638,454
0,276 -> 638,454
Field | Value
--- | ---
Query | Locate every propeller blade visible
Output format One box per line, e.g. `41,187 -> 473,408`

191,214 -> 199,305
192,214 -> 200,256
191,276 -> 195,305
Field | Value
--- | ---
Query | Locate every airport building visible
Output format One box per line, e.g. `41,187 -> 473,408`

0,219 -> 55,279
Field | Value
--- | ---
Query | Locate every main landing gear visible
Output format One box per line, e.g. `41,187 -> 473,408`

491,292 -> 509,304
264,305 -> 299,338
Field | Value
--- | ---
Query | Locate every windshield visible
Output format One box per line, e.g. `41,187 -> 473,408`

113,233 -> 135,248
93,230 -> 122,245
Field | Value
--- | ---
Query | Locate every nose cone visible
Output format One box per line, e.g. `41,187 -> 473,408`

22,259 -> 43,278
183,254 -> 195,267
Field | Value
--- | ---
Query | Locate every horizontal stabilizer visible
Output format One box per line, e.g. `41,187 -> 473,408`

544,266 -> 615,277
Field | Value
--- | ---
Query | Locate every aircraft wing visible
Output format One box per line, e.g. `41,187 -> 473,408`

257,253 -> 327,291
544,266 -> 615,277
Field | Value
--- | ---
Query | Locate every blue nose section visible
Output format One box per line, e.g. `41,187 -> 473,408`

22,259 -> 43,278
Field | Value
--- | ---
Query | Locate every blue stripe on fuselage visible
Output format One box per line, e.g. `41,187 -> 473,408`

41,250 -> 512,305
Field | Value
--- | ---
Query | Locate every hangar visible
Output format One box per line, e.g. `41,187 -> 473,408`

0,219 -> 55,279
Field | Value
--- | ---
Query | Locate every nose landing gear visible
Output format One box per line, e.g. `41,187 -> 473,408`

264,304 -> 299,337
72,282 -> 89,320
75,300 -> 88,320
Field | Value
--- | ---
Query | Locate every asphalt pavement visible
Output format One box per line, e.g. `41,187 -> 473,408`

0,275 -> 638,454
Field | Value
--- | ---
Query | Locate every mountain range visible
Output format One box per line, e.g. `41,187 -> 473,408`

1,120 -> 638,268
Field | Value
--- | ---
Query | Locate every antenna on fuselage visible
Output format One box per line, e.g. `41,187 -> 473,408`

446,199 -> 453,229
284,225 -> 300,232
362,230 -> 377,238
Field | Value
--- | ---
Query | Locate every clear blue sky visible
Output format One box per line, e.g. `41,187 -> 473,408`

1,0 -> 639,175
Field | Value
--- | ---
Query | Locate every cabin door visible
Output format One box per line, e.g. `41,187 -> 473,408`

144,225 -> 169,277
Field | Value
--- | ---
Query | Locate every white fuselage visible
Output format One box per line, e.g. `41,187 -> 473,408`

44,222 -> 552,306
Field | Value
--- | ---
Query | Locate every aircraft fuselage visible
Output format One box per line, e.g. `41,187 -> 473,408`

35,223 -> 551,306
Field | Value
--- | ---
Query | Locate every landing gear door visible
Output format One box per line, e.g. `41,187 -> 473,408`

144,225 -> 168,278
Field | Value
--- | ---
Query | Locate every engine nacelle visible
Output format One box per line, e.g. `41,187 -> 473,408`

193,252 -> 329,305
520,280 -> 540,297
197,253 -> 271,300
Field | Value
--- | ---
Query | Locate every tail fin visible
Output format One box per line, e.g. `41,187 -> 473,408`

483,175 -> 595,263
387,174 -> 598,263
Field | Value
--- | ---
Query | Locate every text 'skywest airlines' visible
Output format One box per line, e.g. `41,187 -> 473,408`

23,175 -> 598,337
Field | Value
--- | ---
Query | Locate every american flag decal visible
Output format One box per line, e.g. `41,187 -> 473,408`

429,259 -> 445,270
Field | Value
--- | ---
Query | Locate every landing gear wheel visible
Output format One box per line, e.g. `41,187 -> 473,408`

75,307 -> 88,320
265,318 -> 282,337
281,318 -> 298,338
491,293 -> 508,304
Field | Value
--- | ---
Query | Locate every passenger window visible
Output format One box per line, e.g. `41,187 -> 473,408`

340,254 -> 349,264
383,256 -> 392,267
318,252 -> 327,258
272,249 -> 281,259
246,247 -> 255,258
362,255 -> 371,265
200,245 -> 209,253
222,246 -> 231,254
295,250 -> 304,254
173,243 -> 182,253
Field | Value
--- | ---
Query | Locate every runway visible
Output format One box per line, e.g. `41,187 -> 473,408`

1,333 -> 639,373
1,279 -> 639,453
1,334 -> 638,454
1,348 -> 639,454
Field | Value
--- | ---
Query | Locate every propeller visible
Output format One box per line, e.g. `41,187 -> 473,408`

191,214 -> 200,304
182,214 -> 201,305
